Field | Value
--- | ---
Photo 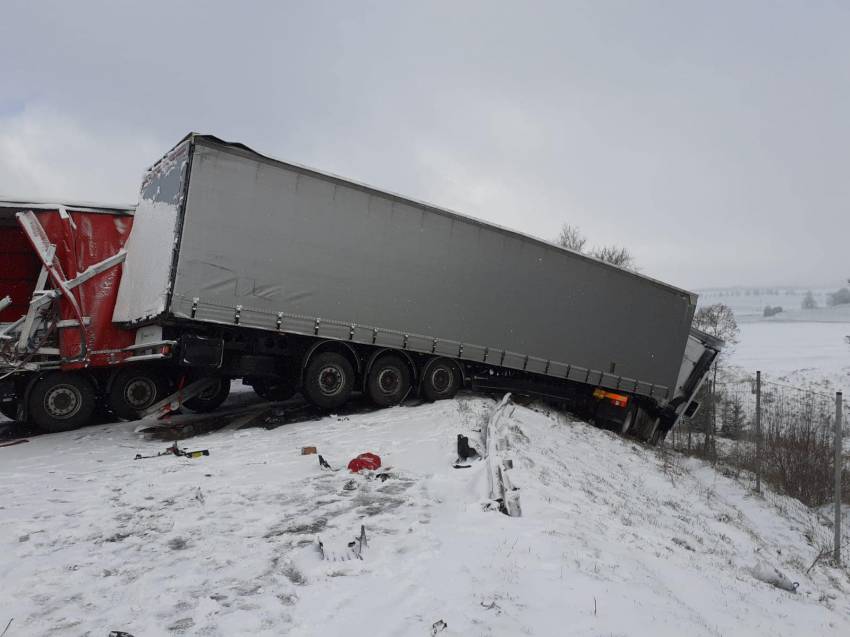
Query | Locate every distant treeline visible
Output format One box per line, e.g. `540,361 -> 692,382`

698,287 -> 814,297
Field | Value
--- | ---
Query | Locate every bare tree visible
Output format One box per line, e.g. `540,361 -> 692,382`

557,224 -> 587,252
591,245 -> 637,270
801,290 -> 817,310
555,223 -> 637,270
692,303 -> 740,354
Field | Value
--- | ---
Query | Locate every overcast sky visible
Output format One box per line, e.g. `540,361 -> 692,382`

1,1 -> 847,290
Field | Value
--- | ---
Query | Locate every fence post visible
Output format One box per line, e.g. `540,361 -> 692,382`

711,378 -> 718,465
706,379 -> 713,459
755,371 -> 762,494
835,392 -> 843,565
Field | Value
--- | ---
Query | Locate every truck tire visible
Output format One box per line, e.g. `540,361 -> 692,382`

619,406 -> 636,435
251,379 -> 297,402
421,358 -> 461,402
108,366 -> 167,421
184,378 -> 231,413
0,400 -> 19,421
303,352 -> 354,410
629,407 -> 659,443
28,372 -> 96,432
366,354 -> 411,407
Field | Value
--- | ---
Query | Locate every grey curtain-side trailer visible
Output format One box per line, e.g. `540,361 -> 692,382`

110,133 -> 719,442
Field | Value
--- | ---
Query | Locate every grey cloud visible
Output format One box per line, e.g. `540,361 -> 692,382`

1,0 -> 848,289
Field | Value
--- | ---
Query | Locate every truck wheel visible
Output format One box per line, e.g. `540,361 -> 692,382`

620,406 -> 636,435
184,378 -> 231,413
1,400 -> 19,421
303,352 -> 354,410
421,358 -> 461,402
108,367 -> 167,421
366,355 -> 411,407
28,372 -> 96,432
251,379 -> 297,402
629,407 -> 659,442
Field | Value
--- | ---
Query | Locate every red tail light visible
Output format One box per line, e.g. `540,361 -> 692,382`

593,388 -> 630,408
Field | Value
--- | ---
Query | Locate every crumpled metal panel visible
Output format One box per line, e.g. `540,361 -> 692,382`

35,210 -> 135,362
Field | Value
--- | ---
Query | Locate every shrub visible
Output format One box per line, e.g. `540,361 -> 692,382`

828,287 -> 850,306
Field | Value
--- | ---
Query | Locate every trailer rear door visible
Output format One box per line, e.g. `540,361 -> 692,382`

113,140 -> 190,323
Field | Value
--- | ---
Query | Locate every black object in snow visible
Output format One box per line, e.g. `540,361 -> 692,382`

134,442 -> 209,460
457,434 -> 478,460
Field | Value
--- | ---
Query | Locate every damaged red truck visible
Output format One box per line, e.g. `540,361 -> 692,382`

0,134 -> 720,442
0,200 -> 175,425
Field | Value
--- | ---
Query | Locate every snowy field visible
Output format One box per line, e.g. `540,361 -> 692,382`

728,321 -> 850,390
2,394 -> 849,636
698,286 -> 849,391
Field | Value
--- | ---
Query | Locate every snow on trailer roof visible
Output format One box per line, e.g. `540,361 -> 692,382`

0,198 -> 135,215
162,132 -> 698,305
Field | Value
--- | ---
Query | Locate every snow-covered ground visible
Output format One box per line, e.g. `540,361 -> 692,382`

697,286 -> 850,391
728,321 -> 850,390
2,394 -> 849,636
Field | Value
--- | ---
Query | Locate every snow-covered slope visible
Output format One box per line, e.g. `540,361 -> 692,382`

1,396 -> 849,636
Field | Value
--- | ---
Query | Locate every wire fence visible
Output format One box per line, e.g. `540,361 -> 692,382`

672,375 -> 848,510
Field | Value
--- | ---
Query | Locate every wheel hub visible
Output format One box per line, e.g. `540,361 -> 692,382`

377,368 -> 400,394
431,368 -> 452,393
318,366 -> 344,395
45,385 -> 81,419
124,378 -> 155,408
